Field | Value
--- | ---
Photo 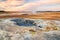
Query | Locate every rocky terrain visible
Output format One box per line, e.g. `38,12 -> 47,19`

0,18 -> 60,40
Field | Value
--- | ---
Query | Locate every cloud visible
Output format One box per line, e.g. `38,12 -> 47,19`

36,4 -> 60,11
0,0 -> 60,11
0,0 -> 24,9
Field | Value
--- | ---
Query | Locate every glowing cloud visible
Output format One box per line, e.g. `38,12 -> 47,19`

0,0 -> 60,11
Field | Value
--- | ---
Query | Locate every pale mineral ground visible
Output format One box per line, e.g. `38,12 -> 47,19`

0,18 -> 60,40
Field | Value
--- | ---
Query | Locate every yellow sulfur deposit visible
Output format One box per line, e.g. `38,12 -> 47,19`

31,32 -> 36,36
44,26 -> 59,32
29,29 -> 36,36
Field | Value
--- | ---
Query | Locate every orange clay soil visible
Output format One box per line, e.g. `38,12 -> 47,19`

0,12 -> 60,20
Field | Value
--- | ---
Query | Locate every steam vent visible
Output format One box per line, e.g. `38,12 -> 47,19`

0,11 -> 60,40
0,0 -> 60,40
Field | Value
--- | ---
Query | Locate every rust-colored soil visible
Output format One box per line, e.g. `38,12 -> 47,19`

0,12 -> 60,20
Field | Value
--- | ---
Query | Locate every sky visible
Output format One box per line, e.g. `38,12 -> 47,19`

0,0 -> 60,11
